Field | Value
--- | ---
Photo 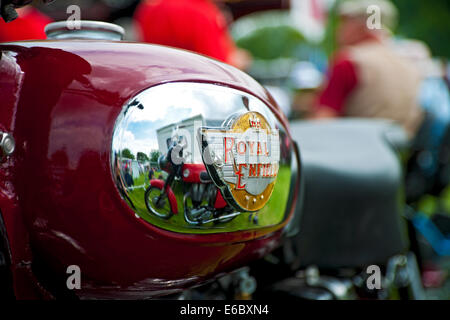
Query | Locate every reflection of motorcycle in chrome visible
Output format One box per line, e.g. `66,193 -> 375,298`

144,141 -> 235,224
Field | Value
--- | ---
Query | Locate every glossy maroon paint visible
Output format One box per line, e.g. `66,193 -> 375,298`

0,40 -> 299,299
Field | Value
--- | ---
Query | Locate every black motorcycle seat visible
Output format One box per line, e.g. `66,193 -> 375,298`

293,119 -> 409,180
289,118 -> 409,268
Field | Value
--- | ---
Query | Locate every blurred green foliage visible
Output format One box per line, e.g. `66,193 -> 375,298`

236,25 -> 304,60
121,148 -> 135,160
443,187 -> 450,214
321,0 -> 340,58
394,0 -> 450,58
232,10 -> 305,60
136,151 -> 149,162
149,150 -> 161,163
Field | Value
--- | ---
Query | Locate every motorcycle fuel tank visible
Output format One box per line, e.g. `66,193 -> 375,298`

0,38 -> 300,298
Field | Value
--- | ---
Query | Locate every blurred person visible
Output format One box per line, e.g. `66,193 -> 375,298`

124,167 -> 134,188
133,0 -> 251,70
313,0 -> 424,139
0,5 -> 52,42
148,166 -> 154,180
391,39 -> 450,149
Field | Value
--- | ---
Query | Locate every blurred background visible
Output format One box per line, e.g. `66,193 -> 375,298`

4,0 -> 446,120
1,0 -> 449,299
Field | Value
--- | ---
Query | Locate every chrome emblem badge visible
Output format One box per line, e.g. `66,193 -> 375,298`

199,112 -> 280,211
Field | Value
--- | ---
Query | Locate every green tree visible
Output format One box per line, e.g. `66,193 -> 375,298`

121,148 -> 135,160
322,0 -> 340,58
394,0 -> 450,58
149,150 -> 161,163
136,152 -> 149,162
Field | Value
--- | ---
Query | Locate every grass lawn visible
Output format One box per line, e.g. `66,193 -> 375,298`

124,165 -> 292,234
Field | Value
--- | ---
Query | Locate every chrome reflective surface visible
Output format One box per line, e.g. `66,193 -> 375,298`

45,21 -> 125,40
111,82 -> 296,233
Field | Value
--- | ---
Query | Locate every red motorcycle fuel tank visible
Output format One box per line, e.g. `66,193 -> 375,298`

0,39 -> 300,299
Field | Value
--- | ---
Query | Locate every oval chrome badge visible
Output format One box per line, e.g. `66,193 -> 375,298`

199,111 -> 280,212
111,82 -> 296,233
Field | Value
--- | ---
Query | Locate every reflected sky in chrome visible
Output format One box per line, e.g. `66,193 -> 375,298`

112,83 -> 277,158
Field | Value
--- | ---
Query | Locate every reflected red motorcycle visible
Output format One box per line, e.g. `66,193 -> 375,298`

145,140 -> 230,225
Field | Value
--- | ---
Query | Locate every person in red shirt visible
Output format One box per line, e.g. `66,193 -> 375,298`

314,0 -> 423,138
316,51 -> 358,118
0,6 -> 52,42
133,0 -> 250,69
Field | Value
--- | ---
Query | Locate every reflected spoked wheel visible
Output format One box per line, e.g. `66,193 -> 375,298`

144,186 -> 174,219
